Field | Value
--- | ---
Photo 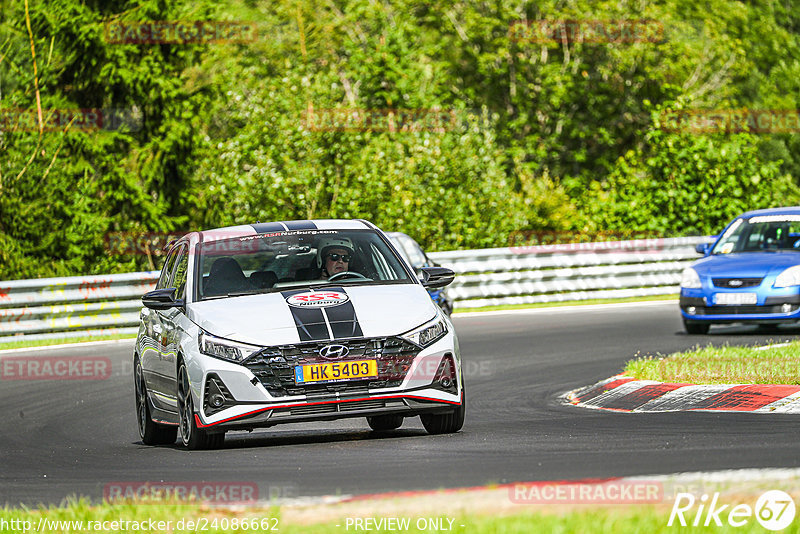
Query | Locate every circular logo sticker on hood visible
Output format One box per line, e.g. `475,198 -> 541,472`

286,290 -> 349,308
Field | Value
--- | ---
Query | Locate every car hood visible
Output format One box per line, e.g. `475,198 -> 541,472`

692,251 -> 800,278
187,284 -> 438,346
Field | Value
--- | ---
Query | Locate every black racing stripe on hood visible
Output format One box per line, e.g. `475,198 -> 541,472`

283,220 -> 317,230
325,298 -> 363,339
281,287 -> 363,342
281,288 -> 331,342
291,307 -> 330,342
251,222 -> 285,233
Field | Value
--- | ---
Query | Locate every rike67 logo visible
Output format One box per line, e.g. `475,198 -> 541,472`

668,490 -> 796,530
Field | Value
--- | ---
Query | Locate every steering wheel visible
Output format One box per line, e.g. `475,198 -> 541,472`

328,271 -> 370,281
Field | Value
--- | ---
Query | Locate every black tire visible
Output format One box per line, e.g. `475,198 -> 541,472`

135,356 -> 177,445
178,363 -> 224,450
420,390 -> 466,435
367,414 -> 404,431
683,320 -> 710,335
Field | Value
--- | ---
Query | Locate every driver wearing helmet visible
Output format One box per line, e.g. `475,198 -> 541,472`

316,236 -> 354,279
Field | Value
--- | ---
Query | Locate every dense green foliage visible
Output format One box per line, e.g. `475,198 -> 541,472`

2,0 -> 800,279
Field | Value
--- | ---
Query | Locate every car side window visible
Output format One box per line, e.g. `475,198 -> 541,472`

172,244 -> 189,301
401,237 -> 427,270
155,247 -> 180,290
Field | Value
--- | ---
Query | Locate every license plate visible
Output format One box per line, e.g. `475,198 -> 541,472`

714,292 -> 757,305
294,360 -> 378,384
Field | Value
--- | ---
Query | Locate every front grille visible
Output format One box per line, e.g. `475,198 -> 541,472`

271,398 -> 402,417
242,337 -> 419,397
712,277 -> 763,288
286,403 -> 338,416
339,399 -> 388,411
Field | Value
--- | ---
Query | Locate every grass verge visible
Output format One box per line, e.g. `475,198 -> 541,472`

453,294 -> 678,314
624,340 -> 800,385
0,333 -> 135,352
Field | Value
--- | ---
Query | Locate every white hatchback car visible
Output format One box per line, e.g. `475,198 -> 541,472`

134,219 -> 464,449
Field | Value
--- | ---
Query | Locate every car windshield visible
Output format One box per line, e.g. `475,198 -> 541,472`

711,215 -> 800,254
196,229 -> 412,300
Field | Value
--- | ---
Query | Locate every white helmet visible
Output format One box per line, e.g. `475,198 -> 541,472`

316,236 -> 354,268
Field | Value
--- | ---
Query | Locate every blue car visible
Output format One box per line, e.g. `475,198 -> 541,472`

386,232 -> 454,316
680,207 -> 800,334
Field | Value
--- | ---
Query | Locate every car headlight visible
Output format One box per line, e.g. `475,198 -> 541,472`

680,268 -> 702,289
774,265 -> 800,288
198,330 -> 260,362
401,313 -> 448,348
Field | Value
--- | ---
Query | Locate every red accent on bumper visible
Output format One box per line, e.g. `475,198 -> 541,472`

194,393 -> 461,428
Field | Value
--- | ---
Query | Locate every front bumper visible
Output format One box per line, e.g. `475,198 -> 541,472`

679,292 -> 800,323
194,392 -> 462,431
186,332 -> 463,431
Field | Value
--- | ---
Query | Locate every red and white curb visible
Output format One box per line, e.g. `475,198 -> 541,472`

563,375 -> 800,413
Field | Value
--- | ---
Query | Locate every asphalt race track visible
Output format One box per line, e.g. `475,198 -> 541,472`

3,301 -> 800,506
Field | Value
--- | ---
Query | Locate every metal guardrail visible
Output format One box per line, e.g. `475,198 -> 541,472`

0,236 -> 708,342
0,272 -> 159,342
427,236 -> 708,308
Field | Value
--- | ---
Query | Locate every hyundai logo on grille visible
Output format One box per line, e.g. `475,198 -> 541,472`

319,344 -> 349,360
728,279 -> 743,287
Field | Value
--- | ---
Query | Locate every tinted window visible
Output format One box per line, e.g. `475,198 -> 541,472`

172,244 -> 189,300
155,246 -> 180,290
197,230 -> 413,300
712,215 -> 800,254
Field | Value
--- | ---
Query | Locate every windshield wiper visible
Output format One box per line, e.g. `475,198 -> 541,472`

201,290 -> 270,300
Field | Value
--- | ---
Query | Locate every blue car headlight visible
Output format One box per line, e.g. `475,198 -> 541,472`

680,268 -> 702,289
198,330 -> 261,362
774,265 -> 800,288
401,313 -> 448,348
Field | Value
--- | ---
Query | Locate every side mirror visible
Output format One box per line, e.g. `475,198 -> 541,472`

142,288 -> 184,310
420,266 -> 455,289
695,243 -> 712,256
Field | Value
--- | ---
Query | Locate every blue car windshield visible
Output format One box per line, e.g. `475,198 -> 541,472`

712,215 -> 800,254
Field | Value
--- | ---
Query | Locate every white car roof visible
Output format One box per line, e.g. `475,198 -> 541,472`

196,219 -> 375,244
